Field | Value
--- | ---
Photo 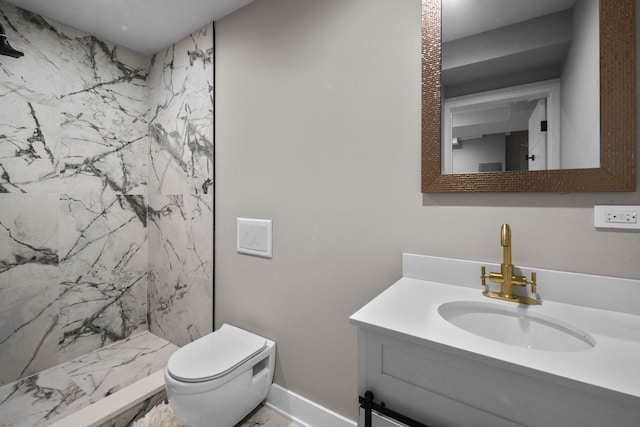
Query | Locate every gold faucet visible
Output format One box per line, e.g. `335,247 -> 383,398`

480,224 -> 538,305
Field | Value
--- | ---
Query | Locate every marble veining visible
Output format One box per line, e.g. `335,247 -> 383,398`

148,269 -> 213,347
0,194 -> 59,385
0,331 -> 177,427
147,194 -> 213,346
0,283 -> 59,386
1,0 -> 152,376
0,97 -> 59,193
145,23 -> 214,346
102,390 -> 166,427
0,9 -> 61,100
148,24 -> 214,196
1,0 -> 214,392
58,24 -> 148,197
58,193 -> 148,359
0,194 -> 58,288
62,333 -> 176,401
148,194 -> 213,278
0,366 -> 88,427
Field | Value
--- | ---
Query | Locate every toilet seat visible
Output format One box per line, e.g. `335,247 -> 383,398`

167,324 -> 267,383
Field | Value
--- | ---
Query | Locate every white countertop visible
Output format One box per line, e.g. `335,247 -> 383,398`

350,255 -> 640,405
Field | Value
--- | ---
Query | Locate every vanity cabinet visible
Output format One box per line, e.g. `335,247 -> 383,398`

351,254 -> 640,427
356,327 -> 638,427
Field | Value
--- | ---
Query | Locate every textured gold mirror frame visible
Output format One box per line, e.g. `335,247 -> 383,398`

422,0 -> 636,193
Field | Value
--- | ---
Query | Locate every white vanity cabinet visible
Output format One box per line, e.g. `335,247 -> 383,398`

350,254 -> 640,427
355,325 -> 640,427
356,408 -> 409,427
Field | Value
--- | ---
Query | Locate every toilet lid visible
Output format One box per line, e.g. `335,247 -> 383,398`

167,324 -> 267,383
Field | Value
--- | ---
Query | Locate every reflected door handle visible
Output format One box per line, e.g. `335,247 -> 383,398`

526,154 -> 536,161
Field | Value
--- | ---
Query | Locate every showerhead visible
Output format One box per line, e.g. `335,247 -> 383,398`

0,23 -> 24,59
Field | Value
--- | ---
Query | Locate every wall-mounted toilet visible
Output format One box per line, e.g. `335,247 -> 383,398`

164,324 -> 276,427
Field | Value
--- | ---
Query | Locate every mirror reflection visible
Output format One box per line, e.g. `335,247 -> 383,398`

441,0 -> 600,174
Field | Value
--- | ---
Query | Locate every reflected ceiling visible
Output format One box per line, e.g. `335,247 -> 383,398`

442,0 -> 576,42
442,0 -> 578,97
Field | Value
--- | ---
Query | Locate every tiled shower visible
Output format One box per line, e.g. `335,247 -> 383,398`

0,0 -> 213,389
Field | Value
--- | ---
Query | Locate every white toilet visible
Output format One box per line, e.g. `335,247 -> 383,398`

164,324 -> 276,427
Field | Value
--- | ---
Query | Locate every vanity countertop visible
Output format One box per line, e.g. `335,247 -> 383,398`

350,255 -> 640,405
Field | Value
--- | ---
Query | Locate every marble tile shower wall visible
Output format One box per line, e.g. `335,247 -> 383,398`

147,24 -> 214,347
0,1 -> 214,386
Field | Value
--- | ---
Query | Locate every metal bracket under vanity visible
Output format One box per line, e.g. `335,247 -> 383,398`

359,391 -> 430,427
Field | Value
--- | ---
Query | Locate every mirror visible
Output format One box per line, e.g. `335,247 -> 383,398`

443,0 -> 596,174
422,0 -> 636,192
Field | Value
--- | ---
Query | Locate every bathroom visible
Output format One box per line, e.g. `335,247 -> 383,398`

1,0 -> 639,426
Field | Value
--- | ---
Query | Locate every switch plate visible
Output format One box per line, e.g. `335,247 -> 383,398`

594,205 -> 640,229
237,218 -> 272,258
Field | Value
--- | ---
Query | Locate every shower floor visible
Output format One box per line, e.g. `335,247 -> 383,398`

0,332 -> 178,427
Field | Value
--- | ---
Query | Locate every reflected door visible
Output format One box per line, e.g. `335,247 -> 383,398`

527,99 -> 547,171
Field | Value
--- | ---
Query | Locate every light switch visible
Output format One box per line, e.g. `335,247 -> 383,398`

237,218 -> 272,258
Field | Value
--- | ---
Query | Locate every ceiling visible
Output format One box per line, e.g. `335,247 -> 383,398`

8,0 -> 576,56
441,0 -> 579,97
442,0 -> 576,42
7,0 -> 255,55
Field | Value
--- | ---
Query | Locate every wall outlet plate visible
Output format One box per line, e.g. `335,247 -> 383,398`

237,218 -> 272,258
594,205 -> 640,230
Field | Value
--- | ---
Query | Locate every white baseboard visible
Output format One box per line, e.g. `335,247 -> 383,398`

266,383 -> 357,427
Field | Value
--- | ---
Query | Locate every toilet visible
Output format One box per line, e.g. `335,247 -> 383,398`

164,324 -> 276,427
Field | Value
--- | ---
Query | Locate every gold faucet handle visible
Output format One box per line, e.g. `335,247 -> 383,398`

528,272 -> 537,293
481,266 -> 487,287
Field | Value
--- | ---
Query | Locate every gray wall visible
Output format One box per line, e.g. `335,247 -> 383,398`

215,0 -> 640,420
452,134 -> 506,173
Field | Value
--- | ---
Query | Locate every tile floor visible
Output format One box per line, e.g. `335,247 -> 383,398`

238,405 -> 302,427
0,332 -> 177,427
0,332 -> 301,427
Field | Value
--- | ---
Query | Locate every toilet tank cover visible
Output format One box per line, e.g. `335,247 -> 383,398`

167,324 -> 267,382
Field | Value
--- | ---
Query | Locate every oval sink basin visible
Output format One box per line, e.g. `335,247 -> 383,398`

438,301 -> 596,352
